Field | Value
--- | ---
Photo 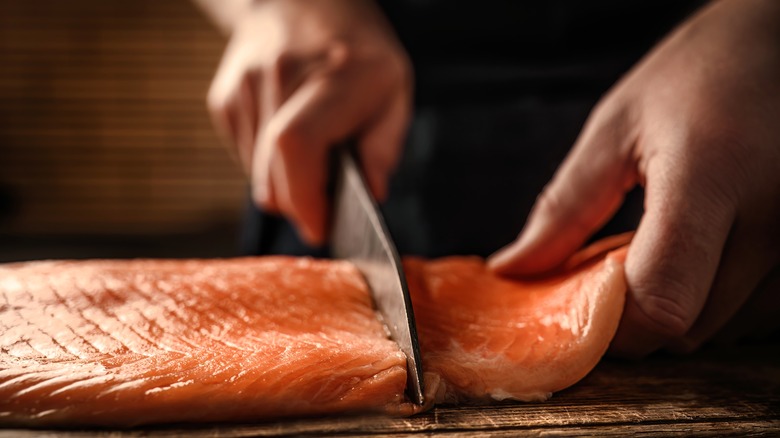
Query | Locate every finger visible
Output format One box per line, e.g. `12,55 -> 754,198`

358,83 -> 411,201
206,85 -> 240,164
667,207 -> 780,352
665,235 -> 773,353
609,153 -> 736,358
487,104 -> 638,275
257,61 -> 389,245
234,75 -> 260,174
215,104 -> 241,166
253,140 -> 280,214
263,78 -> 331,245
251,65 -> 279,210
252,54 -> 304,212
207,41 -> 247,143
207,44 -> 255,174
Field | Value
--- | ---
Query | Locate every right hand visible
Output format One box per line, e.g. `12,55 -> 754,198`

487,0 -> 780,357
207,0 -> 412,245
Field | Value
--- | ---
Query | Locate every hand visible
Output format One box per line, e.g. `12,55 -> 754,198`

488,0 -> 780,357
207,0 -> 412,244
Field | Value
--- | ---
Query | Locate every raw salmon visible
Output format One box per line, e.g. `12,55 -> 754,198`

0,235 -> 630,426
404,233 -> 629,404
0,258 -> 412,426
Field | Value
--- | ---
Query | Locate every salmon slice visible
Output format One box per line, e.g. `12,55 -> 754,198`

405,233 -> 630,404
0,235 -> 630,426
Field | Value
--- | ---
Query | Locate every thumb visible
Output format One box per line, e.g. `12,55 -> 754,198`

488,105 -> 637,276
609,145 -> 736,357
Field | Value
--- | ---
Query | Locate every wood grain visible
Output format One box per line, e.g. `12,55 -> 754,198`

2,342 -> 778,436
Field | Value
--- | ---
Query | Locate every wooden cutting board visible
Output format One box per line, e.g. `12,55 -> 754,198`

3,341 -> 778,437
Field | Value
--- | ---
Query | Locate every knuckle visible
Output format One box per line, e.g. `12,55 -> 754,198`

325,39 -> 355,70
632,275 -> 700,338
326,38 -> 412,82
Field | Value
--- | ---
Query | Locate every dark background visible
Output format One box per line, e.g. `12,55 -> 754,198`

0,0 -> 705,262
0,0 -> 246,262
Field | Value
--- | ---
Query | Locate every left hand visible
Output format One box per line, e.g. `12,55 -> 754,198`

488,0 -> 780,357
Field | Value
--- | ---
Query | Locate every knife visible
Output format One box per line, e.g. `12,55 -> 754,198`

330,148 -> 425,405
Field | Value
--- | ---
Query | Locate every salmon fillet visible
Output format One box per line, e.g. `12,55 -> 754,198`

0,234 -> 630,426
0,258 -> 411,426
405,233 -> 629,404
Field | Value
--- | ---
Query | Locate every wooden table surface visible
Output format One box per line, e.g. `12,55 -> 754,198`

3,342 -> 779,437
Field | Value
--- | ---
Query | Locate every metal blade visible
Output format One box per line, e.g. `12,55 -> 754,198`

330,148 -> 425,405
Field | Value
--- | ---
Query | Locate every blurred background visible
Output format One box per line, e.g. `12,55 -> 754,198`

0,0 -> 247,262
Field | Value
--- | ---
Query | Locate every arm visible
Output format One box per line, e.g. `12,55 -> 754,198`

489,0 -> 780,356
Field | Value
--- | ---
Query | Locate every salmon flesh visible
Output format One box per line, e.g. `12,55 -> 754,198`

0,235 -> 630,426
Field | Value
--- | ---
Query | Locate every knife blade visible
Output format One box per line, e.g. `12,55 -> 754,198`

330,148 -> 425,405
